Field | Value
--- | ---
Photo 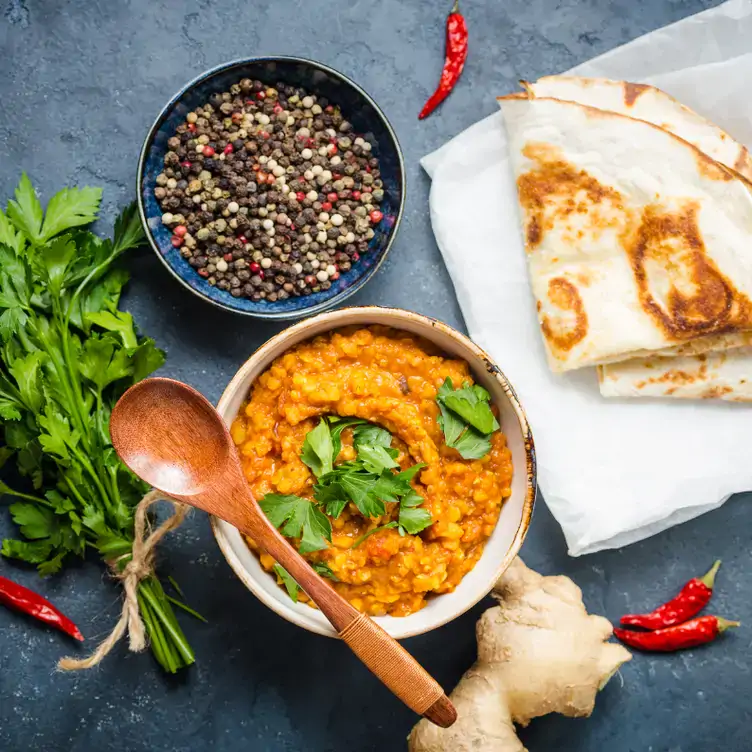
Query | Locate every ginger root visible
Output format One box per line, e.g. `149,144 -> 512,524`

409,558 -> 631,752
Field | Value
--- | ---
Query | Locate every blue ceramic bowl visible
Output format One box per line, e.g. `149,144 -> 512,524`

137,57 -> 405,319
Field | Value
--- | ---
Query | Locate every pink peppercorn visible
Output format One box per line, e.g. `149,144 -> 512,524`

181,161 -> 192,168
171,236 -> 183,247
198,268 -> 209,277
352,252 -> 360,262
203,145 -> 215,157
321,201 -> 332,212
296,191 -> 306,202
173,225 -> 188,237
351,190 -> 361,200
223,253 -> 233,262
250,262 -> 261,273
238,235 -> 248,244
223,144 -> 234,155
327,192 -> 338,202
369,210 -> 383,223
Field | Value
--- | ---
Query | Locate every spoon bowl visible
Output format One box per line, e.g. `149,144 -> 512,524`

110,377 -> 456,728
111,378 -> 230,496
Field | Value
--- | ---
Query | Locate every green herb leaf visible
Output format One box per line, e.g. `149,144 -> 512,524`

38,236 -> 77,296
437,378 -> 499,435
273,563 -> 300,602
1,538 -> 54,564
450,427 -> 493,460
112,202 -> 145,255
312,561 -> 339,581
300,418 -> 335,478
398,505 -> 433,535
353,423 -> 392,448
329,416 -> 367,459
436,378 -> 496,460
85,310 -> 138,349
6,174 -> 44,243
258,493 -> 332,553
40,186 -> 101,243
9,502 -> 55,540
352,521 -> 398,548
357,443 -> 399,474
339,472 -> 385,518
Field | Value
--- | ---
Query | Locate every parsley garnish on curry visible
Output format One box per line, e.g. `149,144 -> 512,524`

230,327 -> 513,616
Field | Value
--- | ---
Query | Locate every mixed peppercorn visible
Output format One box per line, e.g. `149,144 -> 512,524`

155,78 -> 385,301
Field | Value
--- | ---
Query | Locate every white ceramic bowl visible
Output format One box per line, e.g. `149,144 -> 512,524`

210,307 -> 536,639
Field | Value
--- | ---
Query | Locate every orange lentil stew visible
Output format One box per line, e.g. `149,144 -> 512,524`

230,326 -> 513,617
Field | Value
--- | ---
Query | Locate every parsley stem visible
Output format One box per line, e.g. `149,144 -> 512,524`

140,578 -> 195,666
0,486 -> 53,507
137,588 -> 174,673
165,594 -> 208,623
70,445 -> 111,509
351,521 -> 398,548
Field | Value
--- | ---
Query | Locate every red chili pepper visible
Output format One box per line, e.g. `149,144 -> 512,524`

419,0 -> 468,120
0,575 -> 83,641
614,616 -> 739,652
621,560 -> 721,630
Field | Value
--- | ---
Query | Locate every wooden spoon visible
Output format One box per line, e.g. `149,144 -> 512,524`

110,377 -> 457,728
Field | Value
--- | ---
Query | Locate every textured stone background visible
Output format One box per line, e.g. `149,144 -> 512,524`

2,0 -> 751,750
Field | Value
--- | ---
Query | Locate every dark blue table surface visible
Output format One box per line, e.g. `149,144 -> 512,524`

3,1 -> 750,751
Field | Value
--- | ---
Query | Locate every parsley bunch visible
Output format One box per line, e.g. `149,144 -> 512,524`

0,175 -> 195,672
259,416 -> 434,601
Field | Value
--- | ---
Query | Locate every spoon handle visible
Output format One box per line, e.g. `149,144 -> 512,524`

240,506 -> 456,728
337,611 -> 457,728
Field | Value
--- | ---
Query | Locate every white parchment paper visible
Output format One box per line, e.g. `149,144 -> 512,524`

421,0 -> 752,555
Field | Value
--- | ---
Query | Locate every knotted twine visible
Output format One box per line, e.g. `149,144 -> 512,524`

58,490 -> 189,671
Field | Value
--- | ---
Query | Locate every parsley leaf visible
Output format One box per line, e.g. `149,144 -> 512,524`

398,505 -> 433,535
353,423 -> 392,448
273,563 -> 300,602
300,418 -> 335,478
6,173 -> 44,243
312,561 -> 339,581
258,493 -> 332,553
329,416 -> 367,459
437,378 -> 499,434
436,377 -> 497,460
357,443 -> 399,474
40,186 -> 101,243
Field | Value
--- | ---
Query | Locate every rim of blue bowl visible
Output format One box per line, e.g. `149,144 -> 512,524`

136,55 -> 406,320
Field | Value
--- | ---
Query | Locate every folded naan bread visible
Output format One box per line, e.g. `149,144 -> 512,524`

499,91 -> 752,373
598,348 -> 752,402
518,76 -> 752,399
526,76 -> 752,183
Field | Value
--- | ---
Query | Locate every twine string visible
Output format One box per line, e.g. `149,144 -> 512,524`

58,490 -> 188,671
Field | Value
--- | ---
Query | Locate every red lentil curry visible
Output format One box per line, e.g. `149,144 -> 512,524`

230,326 -> 513,616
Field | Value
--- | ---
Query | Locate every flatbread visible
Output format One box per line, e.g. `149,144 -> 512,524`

598,348 -> 752,402
526,76 -> 752,182
498,94 -> 752,372
522,77 -> 752,398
